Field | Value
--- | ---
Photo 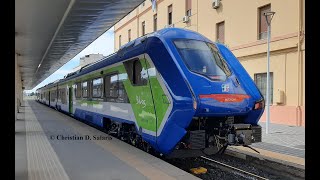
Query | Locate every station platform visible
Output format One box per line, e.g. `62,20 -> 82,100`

227,122 -> 305,169
15,100 -> 200,180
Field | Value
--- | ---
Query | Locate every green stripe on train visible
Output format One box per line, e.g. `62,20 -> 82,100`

72,58 -> 169,132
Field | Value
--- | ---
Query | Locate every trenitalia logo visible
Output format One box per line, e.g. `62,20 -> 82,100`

199,94 -> 250,102
221,84 -> 229,92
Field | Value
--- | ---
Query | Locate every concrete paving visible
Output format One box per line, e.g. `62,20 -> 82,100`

228,121 -> 305,168
253,122 -> 305,158
15,100 -> 200,180
15,109 -> 27,180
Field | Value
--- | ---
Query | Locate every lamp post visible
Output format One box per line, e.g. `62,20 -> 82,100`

264,11 -> 275,134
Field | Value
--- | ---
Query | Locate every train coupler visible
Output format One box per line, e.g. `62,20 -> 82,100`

227,124 -> 253,146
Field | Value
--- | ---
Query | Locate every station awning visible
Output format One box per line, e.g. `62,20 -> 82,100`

15,0 -> 144,89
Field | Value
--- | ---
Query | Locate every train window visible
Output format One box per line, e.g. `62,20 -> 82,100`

103,73 -> 129,103
118,73 -> 129,103
82,81 -> 88,98
51,90 -> 56,101
58,89 -> 61,102
88,80 -> 93,98
57,89 -> 60,101
92,78 -> 103,98
60,89 -> 67,104
104,74 -> 119,98
64,89 -> 67,104
133,60 -> 142,84
75,82 -> 81,98
124,59 -> 147,86
174,39 -> 231,81
104,75 -> 111,97
110,75 -> 119,97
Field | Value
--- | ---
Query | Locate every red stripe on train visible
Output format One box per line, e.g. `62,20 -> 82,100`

199,94 -> 250,102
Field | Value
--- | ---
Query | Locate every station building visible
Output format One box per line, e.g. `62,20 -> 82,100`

72,54 -> 105,72
113,0 -> 305,126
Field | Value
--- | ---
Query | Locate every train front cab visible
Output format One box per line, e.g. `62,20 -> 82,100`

176,38 -> 264,155
148,29 -> 265,157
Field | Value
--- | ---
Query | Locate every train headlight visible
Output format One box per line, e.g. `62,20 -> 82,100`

193,98 -> 197,110
254,99 -> 265,110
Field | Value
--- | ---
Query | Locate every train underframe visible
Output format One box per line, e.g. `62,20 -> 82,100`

101,116 -> 262,159
167,116 -> 262,158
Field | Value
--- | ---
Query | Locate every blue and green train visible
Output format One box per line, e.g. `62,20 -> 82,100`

36,28 -> 264,157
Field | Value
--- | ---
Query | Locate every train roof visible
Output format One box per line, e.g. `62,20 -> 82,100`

37,78 -> 62,91
38,28 -> 214,87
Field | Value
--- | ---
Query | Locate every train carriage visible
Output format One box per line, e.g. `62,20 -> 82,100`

36,28 -> 265,157
43,87 -> 51,106
55,82 -> 69,113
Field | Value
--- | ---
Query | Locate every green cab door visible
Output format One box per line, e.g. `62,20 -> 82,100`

122,54 -> 170,139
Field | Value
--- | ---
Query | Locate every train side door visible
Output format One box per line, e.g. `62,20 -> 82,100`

123,57 -> 158,139
69,87 -> 73,114
143,54 -> 171,139
49,91 -> 51,106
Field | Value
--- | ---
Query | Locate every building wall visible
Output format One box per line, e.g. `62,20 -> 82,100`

79,54 -> 104,67
72,54 -> 105,73
114,0 -> 305,126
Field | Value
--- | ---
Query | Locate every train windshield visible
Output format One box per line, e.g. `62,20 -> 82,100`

174,39 -> 231,81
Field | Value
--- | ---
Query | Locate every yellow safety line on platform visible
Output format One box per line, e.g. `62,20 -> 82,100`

25,101 -> 70,180
46,105 -> 200,180
230,146 -> 305,166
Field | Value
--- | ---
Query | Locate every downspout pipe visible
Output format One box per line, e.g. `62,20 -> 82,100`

297,0 -> 304,126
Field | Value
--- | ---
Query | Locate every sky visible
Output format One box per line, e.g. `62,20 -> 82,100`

25,27 -> 115,94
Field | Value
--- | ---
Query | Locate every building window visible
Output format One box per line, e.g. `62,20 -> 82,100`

168,5 -> 173,25
128,29 -> 131,42
254,72 -> 273,104
142,21 -> 145,36
92,78 -> 103,98
119,35 -> 121,48
186,0 -> 191,16
153,14 -> 157,31
258,4 -> 271,40
216,21 -> 225,44
82,81 -> 88,98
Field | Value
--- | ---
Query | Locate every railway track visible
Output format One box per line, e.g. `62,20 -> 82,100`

68,112 -> 304,180
200,156 -> 268,180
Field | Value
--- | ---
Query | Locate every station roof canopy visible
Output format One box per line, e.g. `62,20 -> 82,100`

15,0 -> 144,89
